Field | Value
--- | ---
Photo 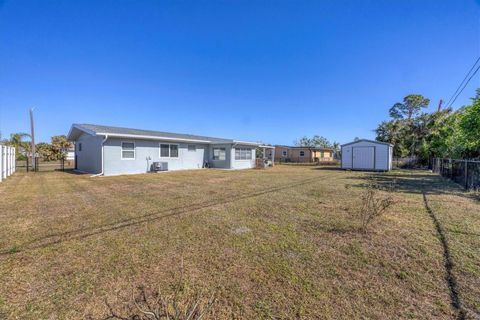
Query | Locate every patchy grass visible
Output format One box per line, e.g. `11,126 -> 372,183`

0,166 -> 478,319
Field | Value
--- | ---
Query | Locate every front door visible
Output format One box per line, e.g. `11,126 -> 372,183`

352,147 -> 374,169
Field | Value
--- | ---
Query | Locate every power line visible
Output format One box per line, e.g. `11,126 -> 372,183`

448,63 -> 480,108
445,56 -> 480,108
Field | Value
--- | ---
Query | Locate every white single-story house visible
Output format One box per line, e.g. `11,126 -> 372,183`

341,139 -> 393,171
67,124 -> 273,176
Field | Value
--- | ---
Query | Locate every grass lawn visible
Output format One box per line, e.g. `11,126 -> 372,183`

0,166 -> 478,319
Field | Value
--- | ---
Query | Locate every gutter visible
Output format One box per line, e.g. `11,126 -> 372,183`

95,132 -> 211,143
91,134 -> 109,177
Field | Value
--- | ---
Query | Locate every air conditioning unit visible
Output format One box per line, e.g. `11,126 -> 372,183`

151,162 -> 168,172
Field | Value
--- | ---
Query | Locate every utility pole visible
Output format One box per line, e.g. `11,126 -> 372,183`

29,108 -> 36,171
437,99 -> 443,112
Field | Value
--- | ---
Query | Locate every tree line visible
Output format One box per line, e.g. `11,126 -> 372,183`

375,91 -> 480,162
294,135 -> 340,150
1,134 -> 72,161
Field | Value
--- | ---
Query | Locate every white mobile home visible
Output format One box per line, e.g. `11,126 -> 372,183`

67,124 -> 270,176
341,139 -> 393,171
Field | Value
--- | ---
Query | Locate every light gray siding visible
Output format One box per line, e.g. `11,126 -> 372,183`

75,133 -> 103,174
103,138 -> 209,176
341,140 -> 391,171
208,144 -> 232,169
231,145 -> 256,169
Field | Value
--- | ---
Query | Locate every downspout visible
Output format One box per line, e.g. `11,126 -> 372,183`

91,134 -> 108,177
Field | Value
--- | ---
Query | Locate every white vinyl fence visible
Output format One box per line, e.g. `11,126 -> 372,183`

0,145 -> 16,183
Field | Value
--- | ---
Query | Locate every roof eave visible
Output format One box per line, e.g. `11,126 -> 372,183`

341,139 -> 393,147
95,132 -> 212,143
67,124 -> 97,141
233,140 -> 261,146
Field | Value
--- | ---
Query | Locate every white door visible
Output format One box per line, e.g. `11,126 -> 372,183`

353,147 -> 374,169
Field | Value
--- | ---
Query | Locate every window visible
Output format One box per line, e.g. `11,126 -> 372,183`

299,151 -> 305,157
78,143 -> 82,152
160,144 -> 169,157
188,144 -> 196,152
235,148 -> 252,160
321,151 -> 325,158
282,150 -> 287,157
213,148 -> 226,160
160,143 -> 179,158
170,144 -> 178,157
121,142 -> 135,159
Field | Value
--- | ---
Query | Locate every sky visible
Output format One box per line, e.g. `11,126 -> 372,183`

0,0 -> 479,144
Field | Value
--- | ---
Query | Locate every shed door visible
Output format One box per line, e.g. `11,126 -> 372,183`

352,147 -> 375,169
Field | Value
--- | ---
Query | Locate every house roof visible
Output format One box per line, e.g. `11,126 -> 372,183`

67,123 -> 261,146
341,139 -> 393,147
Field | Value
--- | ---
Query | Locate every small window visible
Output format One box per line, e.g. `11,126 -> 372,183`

213,148 -> 226,160
299,151 -> 305,157
121,142 -> 135,159
159,143 -> 179,158
188,144 -> 196,152
282,150 -> 287,157
78,143 -> 82,152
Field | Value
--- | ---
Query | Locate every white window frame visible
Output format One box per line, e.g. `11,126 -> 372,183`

212,147 -> 226,161
121,141 -> 136,160
282,150 -> 287,157
235,148 -> 253,161
299,150 -> 305,157
159,143 -> 179,158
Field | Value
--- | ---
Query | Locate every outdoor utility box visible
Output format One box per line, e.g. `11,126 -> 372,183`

341,139 -> 393,171
151,162 -> 168,172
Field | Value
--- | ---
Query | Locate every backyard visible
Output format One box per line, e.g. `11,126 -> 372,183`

0,166 -> 478,319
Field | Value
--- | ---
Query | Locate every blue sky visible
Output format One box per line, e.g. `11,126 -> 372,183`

0,0 -> 479,144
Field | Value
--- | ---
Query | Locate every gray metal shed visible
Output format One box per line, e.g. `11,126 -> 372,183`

341,139 -> 393,171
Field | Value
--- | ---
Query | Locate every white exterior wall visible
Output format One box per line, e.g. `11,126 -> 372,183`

341,141 -> 391,171
231,145 -> 256,169
103,138 -> 209,176
76,133 -> 103,174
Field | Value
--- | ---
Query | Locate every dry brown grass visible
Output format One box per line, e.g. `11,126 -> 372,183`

0,166 -> 478,319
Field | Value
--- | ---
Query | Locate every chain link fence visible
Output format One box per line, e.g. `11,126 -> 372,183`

432,158 -> 480,191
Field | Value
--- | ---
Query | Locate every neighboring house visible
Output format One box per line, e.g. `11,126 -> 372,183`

267,145 -> 334,163
66,149 -> 75,161
67,124 -> 270,176
62,147 -> 75,160
341,139 -> 392,171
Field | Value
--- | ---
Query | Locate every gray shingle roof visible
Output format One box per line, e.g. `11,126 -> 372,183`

71,123 -> 238,144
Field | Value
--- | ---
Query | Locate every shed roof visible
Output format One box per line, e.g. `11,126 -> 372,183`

67,123 -> 261,145
341,139 -> 393,147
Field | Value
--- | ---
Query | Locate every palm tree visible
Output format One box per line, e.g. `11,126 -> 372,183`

7,133 -> 31,156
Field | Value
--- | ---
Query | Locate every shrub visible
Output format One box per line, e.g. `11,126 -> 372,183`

102,262 -> 216,320
356,184 -> 395,233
